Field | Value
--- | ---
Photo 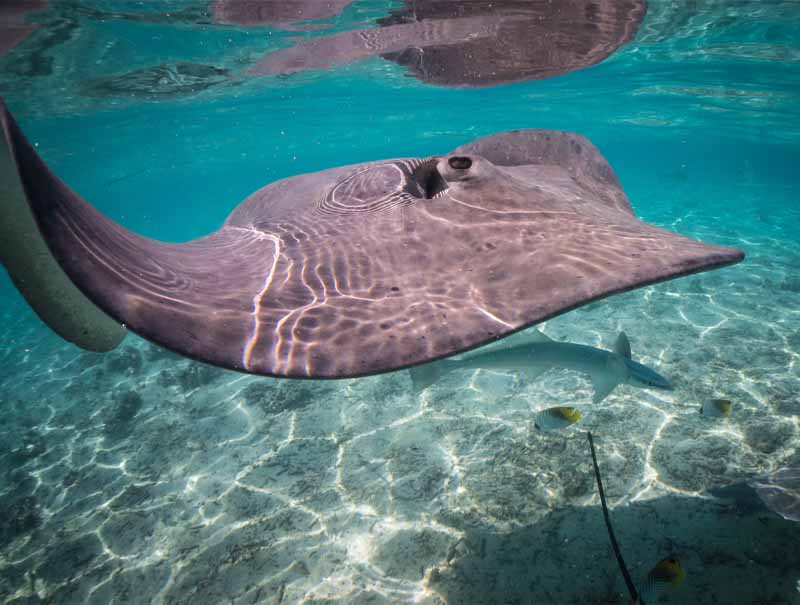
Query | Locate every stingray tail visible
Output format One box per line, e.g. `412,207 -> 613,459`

0,98 -> 125,351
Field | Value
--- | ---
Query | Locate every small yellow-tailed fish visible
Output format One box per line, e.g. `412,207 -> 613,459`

700,398 -> 732,418
637,556 -> 685,604
533,406 -> 581,432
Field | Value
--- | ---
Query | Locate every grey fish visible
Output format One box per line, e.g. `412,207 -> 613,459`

410,331 -> 672,403
700,398 -> 732,418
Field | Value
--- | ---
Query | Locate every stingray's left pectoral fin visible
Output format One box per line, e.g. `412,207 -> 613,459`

0,98 -> 126,352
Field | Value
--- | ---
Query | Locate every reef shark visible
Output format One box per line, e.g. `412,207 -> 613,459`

410,330 -> 672,403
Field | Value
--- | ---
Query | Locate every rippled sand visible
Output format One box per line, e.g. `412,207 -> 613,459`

1,187 -> 798,604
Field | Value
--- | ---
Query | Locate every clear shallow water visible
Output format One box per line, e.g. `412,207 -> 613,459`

0,1 -> 799,604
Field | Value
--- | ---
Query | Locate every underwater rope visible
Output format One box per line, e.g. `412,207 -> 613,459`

587,431 -> 639,604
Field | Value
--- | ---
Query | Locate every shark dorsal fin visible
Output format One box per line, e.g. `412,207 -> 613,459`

521,329 -> 553,344
615,332 -> 632,359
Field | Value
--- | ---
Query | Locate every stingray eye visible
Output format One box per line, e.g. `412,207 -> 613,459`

448,156 -> 472,170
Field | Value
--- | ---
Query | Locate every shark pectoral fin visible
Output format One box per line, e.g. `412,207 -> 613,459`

615,332 -> 632,359
521,365 -> 549,382
591,373 -> 620,403
592,355 -> 626,402
409,361 -> 446,394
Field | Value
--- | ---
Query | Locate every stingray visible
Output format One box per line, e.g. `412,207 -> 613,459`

212,0 -> 354,29
249,0 -> 646,87
710,466 -> 800,522
0,99 -> 743,378
0,1 -> 47,57
749,466 -> 800,522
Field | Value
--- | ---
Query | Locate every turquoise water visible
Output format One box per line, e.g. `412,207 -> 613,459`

1,1 -> 799,603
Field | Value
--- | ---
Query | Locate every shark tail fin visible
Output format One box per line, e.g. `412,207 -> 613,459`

615,332 -> 632,359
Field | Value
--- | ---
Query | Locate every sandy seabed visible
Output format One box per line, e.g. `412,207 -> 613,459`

1,190 -> 799,605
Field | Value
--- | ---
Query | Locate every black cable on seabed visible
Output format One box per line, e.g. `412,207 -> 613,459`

587,431 -> 639,604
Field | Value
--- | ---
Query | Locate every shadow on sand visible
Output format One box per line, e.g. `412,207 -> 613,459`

430,491 -> 800,604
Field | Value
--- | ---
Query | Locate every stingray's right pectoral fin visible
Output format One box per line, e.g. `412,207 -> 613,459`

0,99 -> 126,352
